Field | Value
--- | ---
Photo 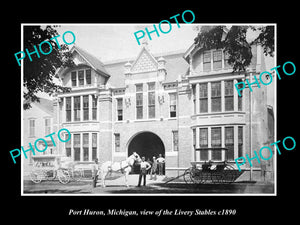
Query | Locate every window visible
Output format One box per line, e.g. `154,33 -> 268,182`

66,97 -> 71,122
92,95 -> 97,120
199,83 -> 208,113
29,119 -> 35,137
92,133 -> 97,160
203,51 -> 211,71
83,133 -> 89,161
224,50 -> 230,68
211,82 -> 221,112
117,98 -> 123,121
148,83 -> 155,118
225,127 -> 234,160
115,133 -> 120,152
192,85 -> 196,114
169,93 -> 177,117
173,130 -> 178,151
211,127 -> 222,160
136,84 -> 143,119
225,80 -> 234,111
199,128 -> 208,160
65,133 -> 71,157
213,50 -> 222,70
74,96 -> 80,121
238,126 -> 243,157
86,69 -> 91,85
237,79 -> 243,111
45,118 -> 51,135
83,95 -> 89,121
73,134 -> 80,161
71,71 -> 76,87
78,70 -> 84,86
192,129 -> 196,148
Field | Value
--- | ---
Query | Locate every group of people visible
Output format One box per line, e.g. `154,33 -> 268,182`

138,154 -> 165,187
91,154 -> 165,188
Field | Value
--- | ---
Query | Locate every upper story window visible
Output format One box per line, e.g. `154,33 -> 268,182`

203,51 -> 211,72
201,50 -> 232,72
225,80 -> 234,111
213,50 -> 222,70
148,83 -> 155,119
29,119 -> 35,137
117,98 -> 123,121
136,84 -> 143,119
71,69 -> 92,87
169,93 -> 177,117
211,81 -> 221,112
45,118 -> 51,135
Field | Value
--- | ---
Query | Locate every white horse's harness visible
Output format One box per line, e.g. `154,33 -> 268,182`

107,157 -> 134,174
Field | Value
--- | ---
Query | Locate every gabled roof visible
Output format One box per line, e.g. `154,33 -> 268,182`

183,26 -> 229,62
24,97 -> 54,116
70,45 -> 110,77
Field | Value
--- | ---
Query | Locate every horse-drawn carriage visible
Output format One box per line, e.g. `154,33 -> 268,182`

183,161 -> 244,184
29,155 -> 87,184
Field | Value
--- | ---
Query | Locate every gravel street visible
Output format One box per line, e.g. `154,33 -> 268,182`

23,175 -> 274,194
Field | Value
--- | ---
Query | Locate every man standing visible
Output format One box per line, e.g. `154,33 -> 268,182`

150,156 -> 157,180
92,158 -> 100,188
157,154 -> 165,175
138,156 -> 151,187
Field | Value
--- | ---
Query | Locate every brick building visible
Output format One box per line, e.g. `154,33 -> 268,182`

51,33 -> 274,181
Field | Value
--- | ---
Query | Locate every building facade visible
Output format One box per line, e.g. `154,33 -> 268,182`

49,35 -> 274,181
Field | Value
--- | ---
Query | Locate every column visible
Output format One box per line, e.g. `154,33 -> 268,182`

71,96 -> 74,122
89,94 -> 93,121
234,126 -> 239,159
207,82 -> 211,113
80,133 -> 83,162
80,95 -> 83,122
221,80 -> 225,112
221,126 -> 225,161
195,127 -> 200,161
208,127 -> 211,160
233,79 -> 238,111
195,83 -> 200,114
89,132 -> 92,162
62,97 -> 66,123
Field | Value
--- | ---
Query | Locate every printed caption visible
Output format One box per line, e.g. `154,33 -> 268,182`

68,208 -> 237,217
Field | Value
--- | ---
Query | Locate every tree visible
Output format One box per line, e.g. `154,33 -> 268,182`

194,25 -> 274,72
23,25 -> 74,110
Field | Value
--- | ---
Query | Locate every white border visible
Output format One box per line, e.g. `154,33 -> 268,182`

20,23 -> 277,197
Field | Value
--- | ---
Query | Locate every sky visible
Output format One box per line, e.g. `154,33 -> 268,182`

55,24 -> 198,63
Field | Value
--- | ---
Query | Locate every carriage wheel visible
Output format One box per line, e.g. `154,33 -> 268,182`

222,164 -> 236,183
57,169 -> 71,184
183,168 -> 193,184
190,168 -> 203,184
30,170 -> 43,184
73,169 -> 84,182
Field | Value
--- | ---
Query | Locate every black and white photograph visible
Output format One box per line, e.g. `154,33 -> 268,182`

20,24 -> 276,195
4,5 -> 298,223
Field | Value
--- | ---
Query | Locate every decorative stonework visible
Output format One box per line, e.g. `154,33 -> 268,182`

131,50 -> 157,73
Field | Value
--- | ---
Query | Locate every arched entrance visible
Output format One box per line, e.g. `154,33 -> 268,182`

128,132 -> 165,174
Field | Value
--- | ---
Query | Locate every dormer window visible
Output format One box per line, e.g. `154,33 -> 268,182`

86,69 -> 91,85
78,70 -> 84,86
203,51 -> 211,71
213,50 -> 222,70
71,69 -> 93,87
71,72 -> 76,86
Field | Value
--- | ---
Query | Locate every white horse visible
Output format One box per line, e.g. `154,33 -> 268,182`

99,152 -> 141,187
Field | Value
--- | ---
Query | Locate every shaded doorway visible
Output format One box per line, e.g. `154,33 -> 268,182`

128,132 -> 165,174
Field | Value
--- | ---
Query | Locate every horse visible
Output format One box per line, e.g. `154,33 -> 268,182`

98,152 -> 141,187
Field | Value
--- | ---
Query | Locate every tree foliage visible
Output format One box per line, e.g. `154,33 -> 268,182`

194,25 -> 274,72
23,26 -> 74,110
